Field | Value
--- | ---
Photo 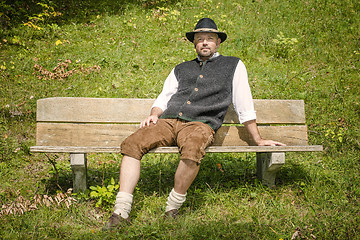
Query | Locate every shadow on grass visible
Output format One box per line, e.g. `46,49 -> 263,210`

277,162 -> 312,186
80,217 -> 282,239
44,152 -> 311,196
2,0 -> 181,30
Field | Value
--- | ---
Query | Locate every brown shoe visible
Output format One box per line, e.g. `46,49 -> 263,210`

102,213 -> 130,231
164,209 -> 179,219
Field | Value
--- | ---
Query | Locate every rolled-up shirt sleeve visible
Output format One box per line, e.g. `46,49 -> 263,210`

152,68 -> 178,112
232,60 -> 257,123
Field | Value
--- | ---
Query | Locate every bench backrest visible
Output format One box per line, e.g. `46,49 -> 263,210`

35,97 -> 309,148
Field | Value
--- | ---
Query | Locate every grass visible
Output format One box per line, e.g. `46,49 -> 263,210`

1,0 -> 360,239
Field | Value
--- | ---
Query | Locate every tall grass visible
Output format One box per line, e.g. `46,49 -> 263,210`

1,0 -> 359,239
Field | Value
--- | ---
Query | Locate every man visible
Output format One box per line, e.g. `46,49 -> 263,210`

104,18 -> 285,230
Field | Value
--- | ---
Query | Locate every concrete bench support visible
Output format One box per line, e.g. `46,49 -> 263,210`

256,152 -> 285,187
70,153 -> 87,192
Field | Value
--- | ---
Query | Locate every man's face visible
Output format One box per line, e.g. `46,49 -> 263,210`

193,32 -> 221,61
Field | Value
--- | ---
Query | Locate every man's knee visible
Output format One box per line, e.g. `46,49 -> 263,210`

180,139 -> 208,163
178,123 -> 214,163
120,135 -> 146,160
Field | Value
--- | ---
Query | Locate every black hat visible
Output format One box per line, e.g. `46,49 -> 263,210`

186,18 -> 227,43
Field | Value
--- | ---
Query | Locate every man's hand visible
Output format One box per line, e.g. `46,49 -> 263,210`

139,107 -> 163,128
140,115 -> 159,128
255,139 -> 286,146
243,119 -> 286,146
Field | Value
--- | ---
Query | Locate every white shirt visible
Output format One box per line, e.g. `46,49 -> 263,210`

152,53 -> 257,124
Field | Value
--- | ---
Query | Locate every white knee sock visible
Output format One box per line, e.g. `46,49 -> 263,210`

165,188 -> 187,212
114,192 -> 133,219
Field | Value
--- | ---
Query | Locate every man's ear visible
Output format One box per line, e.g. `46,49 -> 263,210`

217,37 -> 221,46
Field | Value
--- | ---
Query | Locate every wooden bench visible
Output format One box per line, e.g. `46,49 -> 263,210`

30,97 -> 323,191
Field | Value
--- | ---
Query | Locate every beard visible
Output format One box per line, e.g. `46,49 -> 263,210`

198,48 -> 214,58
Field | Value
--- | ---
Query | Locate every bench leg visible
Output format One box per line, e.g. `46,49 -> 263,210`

70,153 -> 87,193
256,152 -> 285,187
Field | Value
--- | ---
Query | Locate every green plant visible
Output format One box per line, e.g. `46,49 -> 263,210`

72,189 -> 91,202
89,177 -> 119,209
272,31 -> 298,59
319,119 -> 349,153
23,1 -> 61,31
325,127 -> 346,144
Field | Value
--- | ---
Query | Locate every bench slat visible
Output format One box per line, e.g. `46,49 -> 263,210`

30,145 -> 323,153
226,99 -> 305,124
36,123 -> 308,147
36,97 -> 305,124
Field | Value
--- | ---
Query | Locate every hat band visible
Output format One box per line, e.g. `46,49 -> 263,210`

193,28 -> 219,33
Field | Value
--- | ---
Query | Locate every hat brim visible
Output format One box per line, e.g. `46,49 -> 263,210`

186,31 -> 227,43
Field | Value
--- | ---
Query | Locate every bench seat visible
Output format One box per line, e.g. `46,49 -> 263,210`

31,145 -> 322,153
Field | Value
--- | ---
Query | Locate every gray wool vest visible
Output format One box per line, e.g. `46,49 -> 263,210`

160,55 -> 240,131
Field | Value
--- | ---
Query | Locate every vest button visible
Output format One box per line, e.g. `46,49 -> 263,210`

194,88 -> 199,92
187,101 -> 191,105
178,112 -> 183,116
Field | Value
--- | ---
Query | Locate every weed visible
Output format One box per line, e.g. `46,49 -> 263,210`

89,177 -> 119,210
23,1 -> 62,31
272,32 -> 298,59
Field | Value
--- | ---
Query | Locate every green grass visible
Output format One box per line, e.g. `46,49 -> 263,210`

1,0 -> 360,239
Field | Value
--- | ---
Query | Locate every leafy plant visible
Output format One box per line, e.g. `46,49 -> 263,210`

325,127 -> 346,144
89,177 -> 119,209
272,31 -> 298,59
23,1 -> 62,31
72,189 -> 91,202
322,119 -> 349,153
